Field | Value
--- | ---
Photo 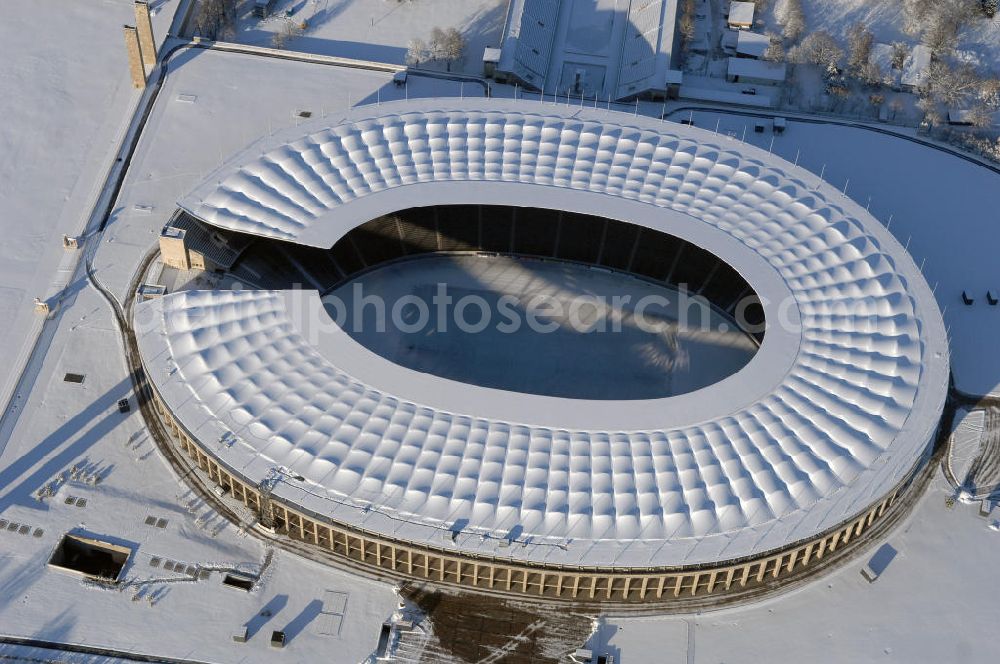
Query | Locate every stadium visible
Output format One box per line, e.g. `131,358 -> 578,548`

134,99 -> 949,603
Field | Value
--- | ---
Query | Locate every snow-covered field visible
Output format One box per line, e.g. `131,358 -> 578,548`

328,254 -> 757,400
0,11 -> 460,663
0,0 -> 179,419
222,0 -> 507,74
604,473 -> 1000,662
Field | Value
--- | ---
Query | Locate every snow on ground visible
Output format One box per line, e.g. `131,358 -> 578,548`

222,0 -> 507,74
949,408 -> 986,486
0,288 -> 396,662
2,8 -> 1000,657
0,0 -> 180,417
0,34 -> 480,664
601,474 -> 1000,663
770,0 -> 1000,68
679,109 -> 1000,396
0,269 -> 397,661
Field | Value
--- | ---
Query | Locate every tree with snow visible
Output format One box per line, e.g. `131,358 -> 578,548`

678,0 -> 697,49
927,61 -> 992,107
777,0 -> 805,42
846,23 -> 874,79
428,27 -> 466,71
196,0 -> 238,40
903,0 -> 979,56
789,31 -> 844,72
891,42 -> 909,71
763,36 -> 785,63
406,38 -> 427,66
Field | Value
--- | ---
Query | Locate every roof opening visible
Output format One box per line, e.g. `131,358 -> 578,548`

48,534 -> 131,582
63,373 -> 86,384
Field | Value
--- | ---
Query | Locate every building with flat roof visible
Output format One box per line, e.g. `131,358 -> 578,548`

493,0 -> 683,101
901,44 -> 931,91
736,30 -> 770,58
726,57 -> 786,84
727,1 -> 755,29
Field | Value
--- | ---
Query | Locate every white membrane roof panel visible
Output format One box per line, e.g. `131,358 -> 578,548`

140,100 -> 949,568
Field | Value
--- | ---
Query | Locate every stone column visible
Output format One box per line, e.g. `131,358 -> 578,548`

134,1 -> 157,69
123,25 -> 145,88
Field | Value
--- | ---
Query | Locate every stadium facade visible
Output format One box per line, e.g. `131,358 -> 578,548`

136,100 -> 949,602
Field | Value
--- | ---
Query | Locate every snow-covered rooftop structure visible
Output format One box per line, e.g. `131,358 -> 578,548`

901,45 -> 931,91
726,58 -> 786,84
736,31 -> 770,59
870,43 -> 901,89
145,99 -> 950,574
727,1 -> 755,29
493,0 -> 683,101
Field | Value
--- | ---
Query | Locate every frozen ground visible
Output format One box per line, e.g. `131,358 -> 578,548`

0,0 -> 179,417
221,0 -> 507,74
328,254 -> 757,400
600,474 -> 1000,662
678,109 -> 1000,397
0,283 -> 397,661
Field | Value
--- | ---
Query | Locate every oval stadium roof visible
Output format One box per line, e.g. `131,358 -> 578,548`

140,100 -> 949,568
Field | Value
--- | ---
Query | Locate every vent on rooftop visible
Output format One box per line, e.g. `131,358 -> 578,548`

294,109 -> 313,119
64,373 -> 85,384
222,573 -> 255,591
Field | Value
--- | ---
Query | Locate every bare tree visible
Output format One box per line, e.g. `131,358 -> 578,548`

763,35 -> 786,63
406,38 -> 427,66
789,31 -> 845,71
846,22 -> 873,79
428,27 -> 448,61
196,0 -> 238,40
777,0 -> 805,42
964,104 -> 997,127
891,42 -> 909,71
271,20 -> 302,49
927,61 -> 990,106
678,0 -> 697,49
901,0 -> 933,37
923,13 -> 962,55
440,27 -> 466,65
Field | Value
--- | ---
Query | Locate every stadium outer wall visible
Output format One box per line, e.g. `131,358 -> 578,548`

144,379 -> 931,603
